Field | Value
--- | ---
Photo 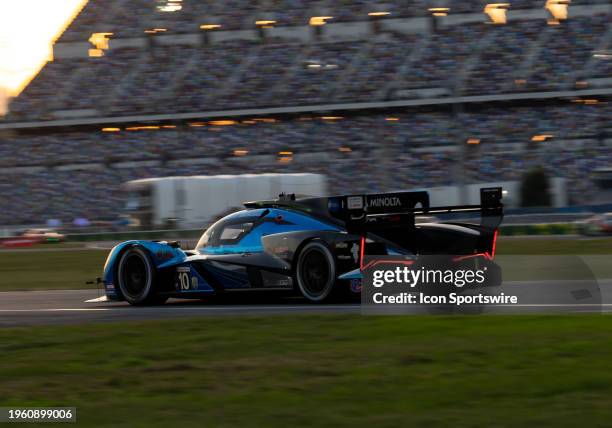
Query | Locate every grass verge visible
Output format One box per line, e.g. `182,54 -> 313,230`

0,249 -> 107,291
2,315 -> 612,427
497,237 -> 612,255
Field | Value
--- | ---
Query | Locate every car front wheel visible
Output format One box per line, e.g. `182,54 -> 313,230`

117,247 -> 167,305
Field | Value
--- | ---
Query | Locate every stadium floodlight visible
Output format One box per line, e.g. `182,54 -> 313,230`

88,32 -> 113,57
368,11 -> 391,17
126,125 -> 160,131
592,50 -> 612,59
157,0 -> 182,13
88,33 -> 113,50
531,134 -> 554,142
200,24 -> 221,30
306,62 -> 339,70
484,3 -> 510,24
545,0 -> 570,21
574,80 -> 588,88
255,20 -> 277,28
144,28 -> 167,34
309,16 -> 333,26
428,7 -> 450,17
278,151 -> 294,163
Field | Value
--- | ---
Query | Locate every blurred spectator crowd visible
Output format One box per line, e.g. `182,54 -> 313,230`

1,103 -> 610,225
0,0 -> 610,226
6,6 -> 611,120
56,0 -> 610,38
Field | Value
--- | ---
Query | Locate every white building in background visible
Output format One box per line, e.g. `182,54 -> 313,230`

124,173 -> 327,228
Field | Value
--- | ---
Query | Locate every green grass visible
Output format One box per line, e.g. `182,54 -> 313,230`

2,315 -> 612,427
0,237 -> 611,291
0,249 -> 107,291
497,237 -> 612,255
3,242 -> 87,250
495,238 -> 612,280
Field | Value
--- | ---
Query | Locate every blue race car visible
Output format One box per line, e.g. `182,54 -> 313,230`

98,188 -> 503,305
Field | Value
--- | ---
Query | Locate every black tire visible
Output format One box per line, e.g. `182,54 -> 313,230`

117,247 -> 167,305
295,241 -> 336,302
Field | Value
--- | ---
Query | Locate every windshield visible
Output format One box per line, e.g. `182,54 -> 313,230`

196,209 -> 266,250
196,226 -> 214,249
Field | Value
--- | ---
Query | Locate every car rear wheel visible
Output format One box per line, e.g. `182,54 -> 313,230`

117,247 -> 167,305
295,241 -> 336,302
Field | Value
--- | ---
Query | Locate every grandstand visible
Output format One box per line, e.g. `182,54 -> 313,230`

0,0 -> 610,226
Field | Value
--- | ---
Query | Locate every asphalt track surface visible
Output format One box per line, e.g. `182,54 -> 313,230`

0,289 -> 362,326
2,280 -> 612,326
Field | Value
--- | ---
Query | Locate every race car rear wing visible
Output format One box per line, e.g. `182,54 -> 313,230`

245,187 -> 503,231
327,187 -> 503,233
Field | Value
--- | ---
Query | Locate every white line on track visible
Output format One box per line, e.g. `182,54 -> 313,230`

96,305 -> 361,311
0,308 -> 111,312
178,304 -> 355,310
0,305 -> 360,313
0,289 -> 98,293
85,296 -> 109,303
491,303 -> 612,307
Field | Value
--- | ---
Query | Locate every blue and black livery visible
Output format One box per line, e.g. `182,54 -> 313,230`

99,188 -> 503,305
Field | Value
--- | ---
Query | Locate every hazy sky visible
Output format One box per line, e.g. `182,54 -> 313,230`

0,0 -> 86,98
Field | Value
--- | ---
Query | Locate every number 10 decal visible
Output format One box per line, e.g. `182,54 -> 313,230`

176,266 -> 196,290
